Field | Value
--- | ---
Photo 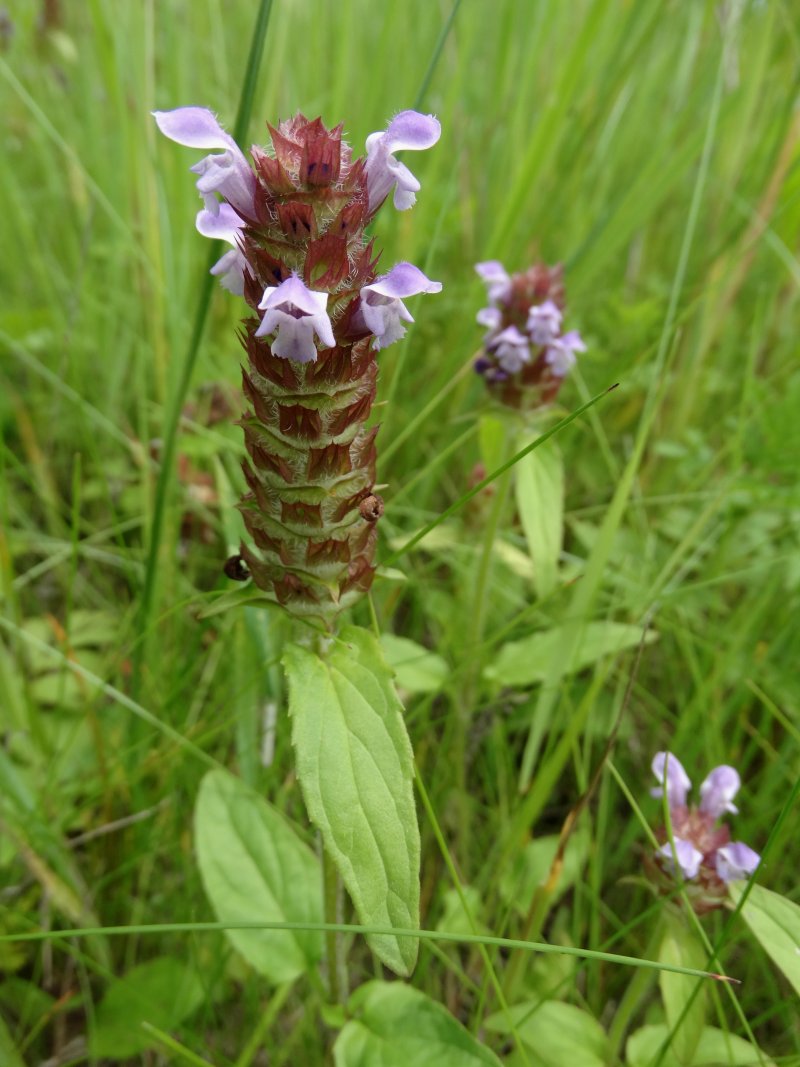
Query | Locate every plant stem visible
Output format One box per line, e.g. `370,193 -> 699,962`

322,843 -> 347,1005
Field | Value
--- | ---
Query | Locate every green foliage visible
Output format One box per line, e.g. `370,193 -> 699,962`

658,913 -> 707,1065
730,883 -> 800,999
380,633 -> 450,694
485,1000 -> 608,1067
334,981 -> 502,1066
194,769 -> 323,983
626,1025 -> 774,1067
284,626 -> 420,976
515,438 -> 564,599
89,957 -> 204,1059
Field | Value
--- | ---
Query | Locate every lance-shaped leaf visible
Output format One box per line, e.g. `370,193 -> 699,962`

284,625 -> 420,976
729,882 -> 800,998
658,912 -> 707,1064
514,438 -> 564,599
334,981 -> 503,1066
194,769 -> 323,984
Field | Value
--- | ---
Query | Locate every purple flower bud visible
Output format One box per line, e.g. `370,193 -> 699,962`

255,273 -> 335,363
491,325 -> 531,374
475,260 -> 512,304
544,329 -> 586,377
526,299 -> 563,345
152,107 -> 257,217
359,262 -> 442,350
651,751 -> 691,809
364,110 -> 441,212
473,356 -> 492,376
699,765 -> 741,819
715,842 -> 760,883
195,205 -> 247,295
658,838 -> 703,880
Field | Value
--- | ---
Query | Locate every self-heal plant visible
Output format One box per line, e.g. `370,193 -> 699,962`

650,751 -> 760,913
154,103 -> 441,983
474,259 -> 585,410
154,106 -> 441,625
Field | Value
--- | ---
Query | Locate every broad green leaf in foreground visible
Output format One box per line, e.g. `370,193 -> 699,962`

284,626 -> 420,976
729,881 -> 800,997
334,980 -> 503,1066
194,769 -> 323,984
485,621 -> 656,687
515,439 -> 564,600
380,633 -> 449,694
484,1000 -> 608,1067
658,912 -> 706,1065
626,1024 -> 774,1067
88,957 -> 204,1060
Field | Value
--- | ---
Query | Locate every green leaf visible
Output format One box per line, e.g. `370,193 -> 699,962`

730,882 -> 800,997
89,957 -> 203,1059
334,981 -> 503,1066
194,769 -> 323,984
380,634 -> 449,694
515,440 -> 564,599
0,1012 -> 25,1067
484,1000 -> 607,1067
284,626 -> 420,976
626,1024 -> 774,1067
485,621 -> 656,687
658,913 -> 707,1064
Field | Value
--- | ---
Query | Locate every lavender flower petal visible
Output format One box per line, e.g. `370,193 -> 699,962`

715,842 -> 760,883
475,260 -> 512,304
492,325 -> 530,374
699,765 -> 741,819
526,299 -> 563,345
153,106 -> 257,217
255,274 -> 335,363
196,205 -> 247,294
360,262 -> 441,350
544,329 -> 586,377
651,751 -> 692,809
658,838 -> 703,880
476,306 -> 502,331
364,111 -> 441,212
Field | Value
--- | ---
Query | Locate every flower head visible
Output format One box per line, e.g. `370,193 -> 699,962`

648,750 -> 760,910
364,110 -> 441,212
195,204 -> 248,294
255,273 -> 335,363
359,262 -> 442,350
153,107 -> 257,217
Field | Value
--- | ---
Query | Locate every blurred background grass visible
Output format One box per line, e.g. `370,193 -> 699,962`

1,0 -> 799,1062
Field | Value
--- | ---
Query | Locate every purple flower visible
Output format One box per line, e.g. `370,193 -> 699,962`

544,330 -> 586,377
195,204 -> 247,295
658,838 -> 703,880
491,325 -> 531,374
651,751 -> 692,809
699,765 -> 740,819
526,299 -> 563,345
152,107 -> 257,218
359,262 -> 442,350
475,261 -> 511,304
715,842 -> 760,883
364,110 -> 441,212
476,306 -> 502,332
255,273 -> 335,363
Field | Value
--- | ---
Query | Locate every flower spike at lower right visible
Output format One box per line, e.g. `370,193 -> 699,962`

649,751 -> 760,913
473,259 -> 585,410
153,106 -> 442,626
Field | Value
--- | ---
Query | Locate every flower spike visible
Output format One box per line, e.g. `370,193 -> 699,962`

154,107 -> 441,623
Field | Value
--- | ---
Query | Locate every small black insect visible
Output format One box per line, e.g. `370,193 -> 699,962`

223,555 -> 250,582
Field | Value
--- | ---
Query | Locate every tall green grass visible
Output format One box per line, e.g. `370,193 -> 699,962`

1,0 -> 799,1062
